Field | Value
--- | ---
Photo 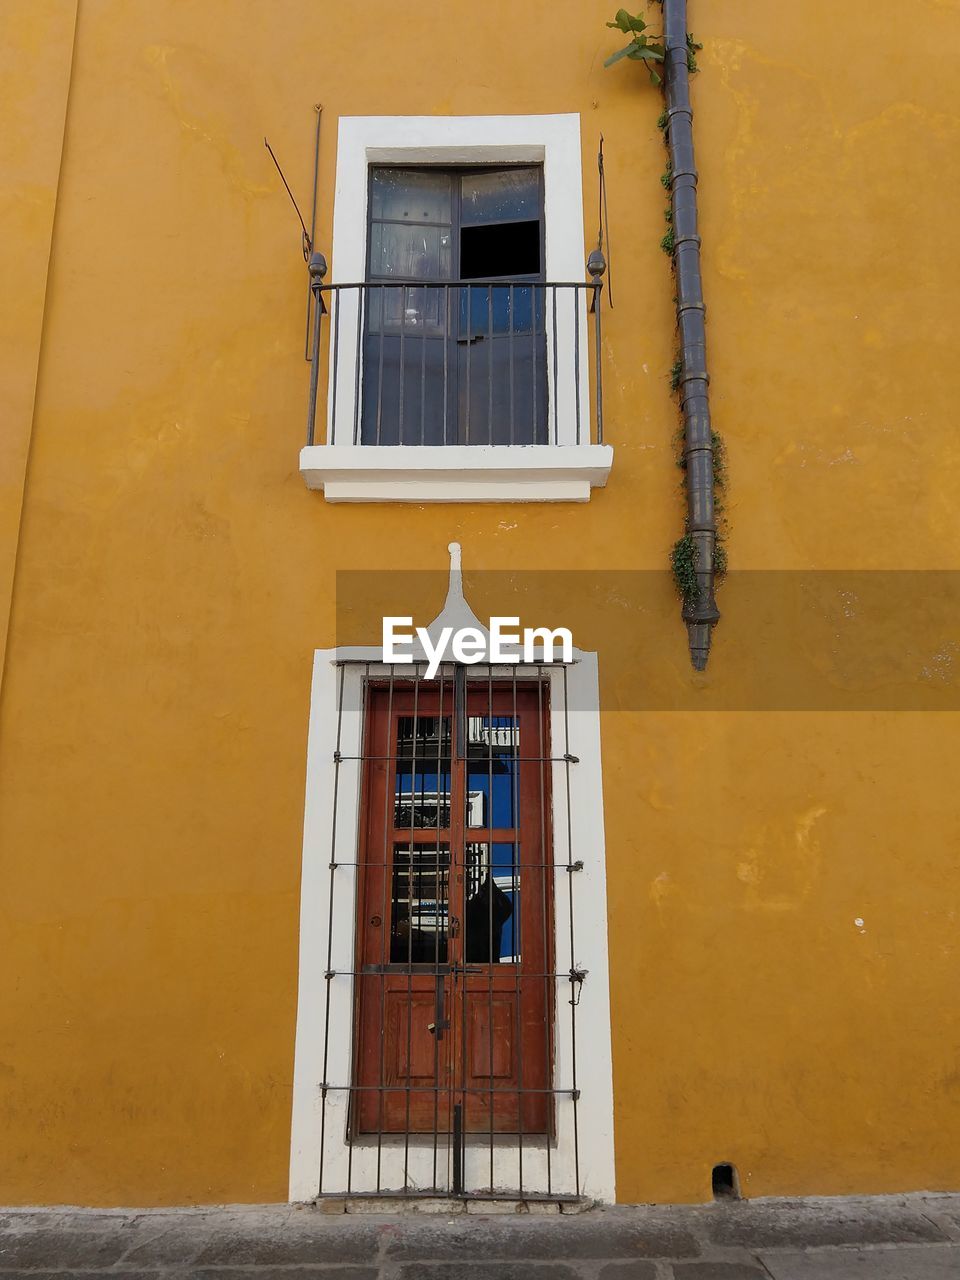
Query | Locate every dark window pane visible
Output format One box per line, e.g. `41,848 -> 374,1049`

460,220 -> 540,280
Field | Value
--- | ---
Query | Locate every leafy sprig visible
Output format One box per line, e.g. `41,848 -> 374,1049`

604,8 -> 665,84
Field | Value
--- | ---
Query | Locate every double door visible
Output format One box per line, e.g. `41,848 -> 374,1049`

360,165 -> 549,445
352,682 -> 553,1138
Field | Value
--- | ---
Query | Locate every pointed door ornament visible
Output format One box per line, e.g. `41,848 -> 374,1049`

421,542 -> 490,652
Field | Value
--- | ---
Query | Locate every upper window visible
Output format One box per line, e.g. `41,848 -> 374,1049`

363,165 -> 546,446
300,115 -> 613,503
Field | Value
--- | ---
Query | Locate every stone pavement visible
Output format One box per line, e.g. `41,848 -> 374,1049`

3,1194 -> 960,1279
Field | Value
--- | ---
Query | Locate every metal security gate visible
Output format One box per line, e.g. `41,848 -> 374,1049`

317,661 -> 586,1200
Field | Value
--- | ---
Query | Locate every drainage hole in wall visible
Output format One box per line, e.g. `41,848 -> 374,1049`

711,1163 -> 740,1200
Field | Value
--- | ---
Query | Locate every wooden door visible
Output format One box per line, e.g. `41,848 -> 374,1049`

353,680 -> 553,1137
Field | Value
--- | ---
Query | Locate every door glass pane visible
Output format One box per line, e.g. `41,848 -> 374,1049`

391,843 -> 450,964
466,715 -> 520,829
465,841 -> 520,964
395,716 -> 452,829
460,168 -> 540,225
371,168 -> 453,224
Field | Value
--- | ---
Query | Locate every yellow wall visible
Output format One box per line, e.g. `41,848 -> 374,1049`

1,0 -> 959,1205
0,0 -> 78,679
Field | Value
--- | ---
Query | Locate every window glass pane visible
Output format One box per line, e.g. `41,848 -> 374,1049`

395,716 -> 451,829
465,841 -> 520,964
370,223 -> 452,281
460,167 -> 540,226
466,715 -> 519,830
371,168 -> 453,223
391,844 -> 450,964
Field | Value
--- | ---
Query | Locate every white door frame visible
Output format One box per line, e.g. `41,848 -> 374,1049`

288,649 -> 615,1202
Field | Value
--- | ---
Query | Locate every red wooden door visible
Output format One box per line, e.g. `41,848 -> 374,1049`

353,680 -> 553,1137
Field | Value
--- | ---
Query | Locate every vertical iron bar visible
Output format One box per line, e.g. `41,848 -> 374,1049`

347,662 -> 371,1194
508,284 -> 515,446
465,285 -> 472,444
486,666 -> 495,1191
551,285 -> 559,445
561,665 -> 580,1196
306,281 -> 322,446
573,287 -> 582,446
375,667 -> 396,1191
398,286 -> 407,444
443,285 -> 450,445
402,673 -> 421,1189
352,284 -> 365,446
454,665 -> 467,759
419,289 -> 428,445
487,287 -> 494,446
318,662 -> 346,1192
531,285 -> 539,444
460,665 -> 471,1192
432,666 -> 446,1191
453,1102 -> 464,1195
330,287 -> 341,448
510,668 -> 524,1197
303,105 -> 323,361
594,282 -> 604,445
375,285 -> 386,445
536,665 -> 552,1196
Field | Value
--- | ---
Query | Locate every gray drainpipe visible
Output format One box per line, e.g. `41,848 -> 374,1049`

663,0 -> 719,670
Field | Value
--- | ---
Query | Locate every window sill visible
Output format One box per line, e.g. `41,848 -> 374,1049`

299,444 -> 614,503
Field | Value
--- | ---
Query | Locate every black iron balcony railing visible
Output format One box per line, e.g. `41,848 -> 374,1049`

305,261 -> 605,448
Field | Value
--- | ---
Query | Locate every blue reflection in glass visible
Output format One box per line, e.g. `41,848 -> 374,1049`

466,715 -> 519,830
460,285 -> 540,336
465,840 -> 520,964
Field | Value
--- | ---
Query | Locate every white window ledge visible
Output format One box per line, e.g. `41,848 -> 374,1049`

299,444 -> 613,503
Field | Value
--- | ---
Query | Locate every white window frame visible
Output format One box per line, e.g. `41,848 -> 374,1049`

299,115 -> 613,503
288,651 -> 616,1202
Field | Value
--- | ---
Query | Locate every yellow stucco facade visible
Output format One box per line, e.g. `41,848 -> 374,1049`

2,0 -> 959,1207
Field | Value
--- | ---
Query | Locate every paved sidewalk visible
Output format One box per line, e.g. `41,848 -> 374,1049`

2,1194 -> 960,1278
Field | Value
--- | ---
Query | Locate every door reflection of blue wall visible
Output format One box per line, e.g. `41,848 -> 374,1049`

395,717 -> 522,962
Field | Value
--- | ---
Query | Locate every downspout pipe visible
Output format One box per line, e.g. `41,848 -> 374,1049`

663,0 -> 720,670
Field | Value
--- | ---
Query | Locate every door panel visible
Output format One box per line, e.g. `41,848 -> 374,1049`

468,994 -> 514,1077
457,284 -> 548,445
460,976 -> 549,1133
353,683 -> 553,1138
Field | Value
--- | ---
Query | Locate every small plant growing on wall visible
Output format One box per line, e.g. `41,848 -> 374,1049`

604,8 -> 665,82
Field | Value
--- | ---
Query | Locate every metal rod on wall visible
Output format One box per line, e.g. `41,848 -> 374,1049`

304,105 -> 323,361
